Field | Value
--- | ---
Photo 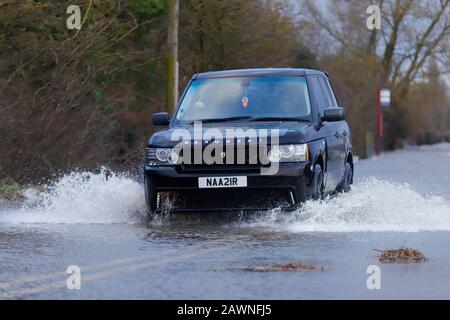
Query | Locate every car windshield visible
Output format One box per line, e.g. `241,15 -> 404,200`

174,76 -> 312,124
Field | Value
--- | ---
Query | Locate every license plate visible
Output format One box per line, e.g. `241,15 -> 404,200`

198,176 -> 247,189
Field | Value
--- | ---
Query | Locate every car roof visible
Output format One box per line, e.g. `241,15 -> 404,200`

195,68 -> 327,79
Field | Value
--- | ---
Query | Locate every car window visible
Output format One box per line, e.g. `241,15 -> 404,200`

308,76 -> 326,116
322,78 -> 339,108
318,77 -> 334,109
175,77 -> 312,124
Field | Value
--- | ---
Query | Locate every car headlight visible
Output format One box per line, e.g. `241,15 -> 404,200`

148,148 -> 179,165
268,144 -> 309,163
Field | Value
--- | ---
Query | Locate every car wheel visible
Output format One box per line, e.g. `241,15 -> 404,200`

338,162 -> 353,193
144,175 -> 157,215
311,164 -> 324,201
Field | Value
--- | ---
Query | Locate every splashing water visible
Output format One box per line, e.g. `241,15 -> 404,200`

1,170 -> 450,231
0,169 -> 147,224
247,178 -> 450,233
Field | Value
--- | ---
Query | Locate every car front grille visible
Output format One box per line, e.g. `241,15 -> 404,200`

177,145 -> 269,173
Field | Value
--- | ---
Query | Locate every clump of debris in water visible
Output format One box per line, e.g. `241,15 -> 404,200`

249,262 -> 325,272
377,247 -> 426,263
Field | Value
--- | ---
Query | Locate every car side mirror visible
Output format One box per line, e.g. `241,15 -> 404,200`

322,108 -> 345,122
153,112 -> 170,126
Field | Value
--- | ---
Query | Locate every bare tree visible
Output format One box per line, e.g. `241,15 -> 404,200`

302,0 -> 450,97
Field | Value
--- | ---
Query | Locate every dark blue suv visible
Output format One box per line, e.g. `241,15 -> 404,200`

145,69 -> 353,214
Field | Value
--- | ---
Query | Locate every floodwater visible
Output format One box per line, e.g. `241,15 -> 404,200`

1,144 -> 450,299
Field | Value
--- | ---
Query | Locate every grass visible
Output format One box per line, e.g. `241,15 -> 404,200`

0,183 -> 25,199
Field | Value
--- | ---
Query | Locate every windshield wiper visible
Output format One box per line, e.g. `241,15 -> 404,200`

249,117 -> 310,122
190,116 -> 253,124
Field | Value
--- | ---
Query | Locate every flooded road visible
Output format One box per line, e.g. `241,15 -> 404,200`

1,144 -> 450,299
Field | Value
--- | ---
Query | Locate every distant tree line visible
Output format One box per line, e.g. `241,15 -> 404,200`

0,0 -> 448,183
301,0 -> 450,152
0,0 -> 314,182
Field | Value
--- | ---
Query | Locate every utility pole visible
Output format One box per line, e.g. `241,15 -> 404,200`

166,0 -> 179,114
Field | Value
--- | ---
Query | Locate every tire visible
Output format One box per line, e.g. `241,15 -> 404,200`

144,175 -> 157,215
338,162 -> 353,193
311,164 -> 324,201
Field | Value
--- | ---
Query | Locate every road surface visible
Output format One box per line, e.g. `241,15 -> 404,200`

1,144 -> 450,299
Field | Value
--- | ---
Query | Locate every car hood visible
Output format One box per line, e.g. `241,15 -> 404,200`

149,122 -> 314,147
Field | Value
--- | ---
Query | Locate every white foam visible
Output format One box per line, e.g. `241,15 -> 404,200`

1,169 -> 450,231
0,169 -> 147,224
247,178 -> 450,233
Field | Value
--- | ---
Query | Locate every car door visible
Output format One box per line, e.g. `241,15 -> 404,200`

308,76 -> 340,191
320,77 -> 347,175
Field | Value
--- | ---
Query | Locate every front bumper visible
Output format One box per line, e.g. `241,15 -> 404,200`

144,162 -> 310,207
